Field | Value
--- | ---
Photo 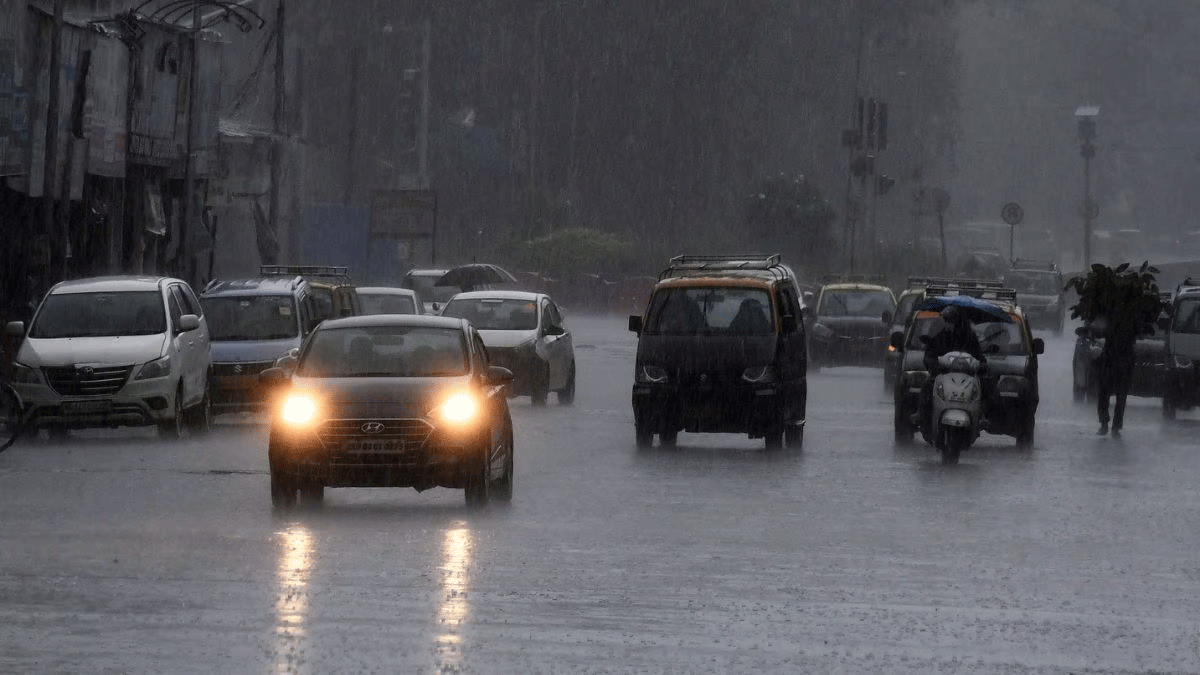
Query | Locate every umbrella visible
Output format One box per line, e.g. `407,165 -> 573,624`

917,293 -> 1013,323
434,264 -> 520,289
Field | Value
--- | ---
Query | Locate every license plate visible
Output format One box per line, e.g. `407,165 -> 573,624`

61,400 -> 112,415
344,439 -> 405,453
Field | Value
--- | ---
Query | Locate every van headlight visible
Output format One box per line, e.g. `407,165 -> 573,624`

134,355 -> 172,380
10,362 -> 42,385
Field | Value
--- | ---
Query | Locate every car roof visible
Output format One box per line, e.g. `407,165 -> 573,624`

201,277 -> 306,296
356,286 -> 418,296
317,314 -> 466,331
445,289 -> 545,302
49,275 -> 175,294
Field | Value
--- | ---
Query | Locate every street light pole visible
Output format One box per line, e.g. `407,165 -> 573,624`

181,0 -> 200,283
1076,105 -> 1099,270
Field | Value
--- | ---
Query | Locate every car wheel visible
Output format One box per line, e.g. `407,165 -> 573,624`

1163,388 -> 1177,420
464,450 -> 490,508
1016,414 -> 1035,448
530,364 -> 549,407
186,382 -> 212,435
557,361 -> 576,406
158,386 -> 185,440
270,469 -> 297,508
893,406 -> 914,446
785,422 -> 804,449
491,428 -> 515,503
940,428 -> 964,465
299,480 -> 324,507
659,429 -> 678,447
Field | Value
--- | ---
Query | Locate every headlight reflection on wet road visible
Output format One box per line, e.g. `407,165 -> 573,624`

273,523 -> 314,673
434,523 -> 473,669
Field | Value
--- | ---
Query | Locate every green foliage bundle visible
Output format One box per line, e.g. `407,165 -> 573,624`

509,227 -> 637,278
1064,261 -> 1166,338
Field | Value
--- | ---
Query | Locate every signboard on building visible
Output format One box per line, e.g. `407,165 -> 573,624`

128,25 -> 183,169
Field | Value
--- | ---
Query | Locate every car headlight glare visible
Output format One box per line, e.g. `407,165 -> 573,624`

134,355 -> 171,380
10,362 -> 42,385
440,393 -> 478,423
281,394 -> 318,425
638,365 -> 669,384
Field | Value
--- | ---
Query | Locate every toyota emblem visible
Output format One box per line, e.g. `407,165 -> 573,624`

361,422 -> 385,434
79,366 -> 94,378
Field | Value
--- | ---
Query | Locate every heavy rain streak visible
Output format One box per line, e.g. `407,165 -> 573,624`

1,1 -> 1200,672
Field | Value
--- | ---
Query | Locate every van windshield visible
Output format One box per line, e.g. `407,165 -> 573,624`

30,290 -> 165,338
645,287 -> 773,335
201,295 -> 300,341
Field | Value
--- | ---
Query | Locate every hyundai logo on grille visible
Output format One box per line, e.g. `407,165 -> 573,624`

361,422 -> 385,434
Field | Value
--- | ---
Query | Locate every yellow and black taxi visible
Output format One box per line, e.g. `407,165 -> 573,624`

892,284 -> 1043,448
261,314 -> 515,509
807,277 -> 896,370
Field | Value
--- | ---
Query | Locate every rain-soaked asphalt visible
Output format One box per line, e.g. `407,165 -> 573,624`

1,314 -> 1198,674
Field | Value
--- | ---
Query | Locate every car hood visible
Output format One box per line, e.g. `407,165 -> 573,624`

17,334 -> 166,367
479,329 -> 538,348
211,338 -> 301,364
636,334 -> 776,382
815,316 -> 890,338
292,375 -> 472,417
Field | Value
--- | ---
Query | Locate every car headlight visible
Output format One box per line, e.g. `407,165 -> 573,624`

742,365 -> 778,384
637,365 -> 669,384
10,362 -> 42,385
439,392 -> 478,423
281,394 -> 318,426
1174,354 -> 1193,369
134,355 -> 171,380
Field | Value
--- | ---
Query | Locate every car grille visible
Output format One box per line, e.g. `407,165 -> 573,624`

317,418 -> 434,448
43,365 -> 132,396
212,361 -> 275,377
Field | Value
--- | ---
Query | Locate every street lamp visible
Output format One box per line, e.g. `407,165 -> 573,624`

1076,105 -> 1100,269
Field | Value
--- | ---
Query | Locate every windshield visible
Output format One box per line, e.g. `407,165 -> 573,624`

895,292 -> 920,324
818,289 -> 894,318
906,312 -> 1027,356
644,286 -> 773,335
359,292 -> 417,315
297,325 -> 468,377
201,295 -> 300,341
441,298 -> 539,330
405,275 -> 457,304
1172,298 -> 1200,334
30,290 -> 165,338
1004,271 -> 1061,295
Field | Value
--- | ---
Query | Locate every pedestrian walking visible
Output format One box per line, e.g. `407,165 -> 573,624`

1092,316 -> 1136,436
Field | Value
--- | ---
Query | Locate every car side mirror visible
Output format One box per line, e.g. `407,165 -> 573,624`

881,310 -> 893,325
889,331 -> 904,350
1032,337 -> 1045,355
487,365 -> 515,386
628,315 -> 643,334
177,314 -> 200,333
431,302 -> 441,314
545,324 -> 565,337
259,367 -> 290,386
780,315 -> 798,334
5,320 -> 25,338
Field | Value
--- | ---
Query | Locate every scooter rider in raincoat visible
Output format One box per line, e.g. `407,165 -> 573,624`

919,305 -> 988,434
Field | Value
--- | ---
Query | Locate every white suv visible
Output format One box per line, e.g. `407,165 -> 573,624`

5,276 -> 212,439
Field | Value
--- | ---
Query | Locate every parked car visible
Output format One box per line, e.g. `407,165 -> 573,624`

439,290 -> 575,405
893,286 -> 1042,448
356,286 -> 423,315
262,314 -> 515,508
260,265 -> 361,321
1003,259 -> 1066,334
628,254 -> 807,449
200,275 -> 324,415
5,276 -> 212,439
807,278 -> 896,370
1162,282 -> 1200,419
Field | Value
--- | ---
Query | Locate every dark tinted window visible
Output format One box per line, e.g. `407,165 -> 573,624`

442,298 -> 539,331
359,292 -> 418,315
201,295 -> 301,341
645,286 -> 772,335
31,290 -> 166,338
298,325 -> 468,377
818,289 -> 894,318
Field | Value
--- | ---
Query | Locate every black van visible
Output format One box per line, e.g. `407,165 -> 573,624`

628,255 -> 808,449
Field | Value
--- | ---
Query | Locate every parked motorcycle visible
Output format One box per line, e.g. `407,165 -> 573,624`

925,350 -> 985,464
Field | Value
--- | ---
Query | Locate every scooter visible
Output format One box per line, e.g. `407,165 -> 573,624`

926,351 -> 985,464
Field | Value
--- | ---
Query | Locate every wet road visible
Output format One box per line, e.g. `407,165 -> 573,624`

1,315 -> 1198,673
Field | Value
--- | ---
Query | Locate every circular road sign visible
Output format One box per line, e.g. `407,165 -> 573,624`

1001,202 -> 1024,226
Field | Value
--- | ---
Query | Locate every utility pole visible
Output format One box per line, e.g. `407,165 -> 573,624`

344,46 -> 359,205
841,14 -> 865,273
181,0 -> 200,283
267,0 -> 285,262
418,18 -> 430,189
43,0 -> 65,279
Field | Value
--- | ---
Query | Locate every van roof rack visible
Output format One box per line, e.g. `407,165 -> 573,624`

260,264 -> 351,280
923,278 -> 1017,303
1010,258 -> 1060,271
660,254 -> 789,280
